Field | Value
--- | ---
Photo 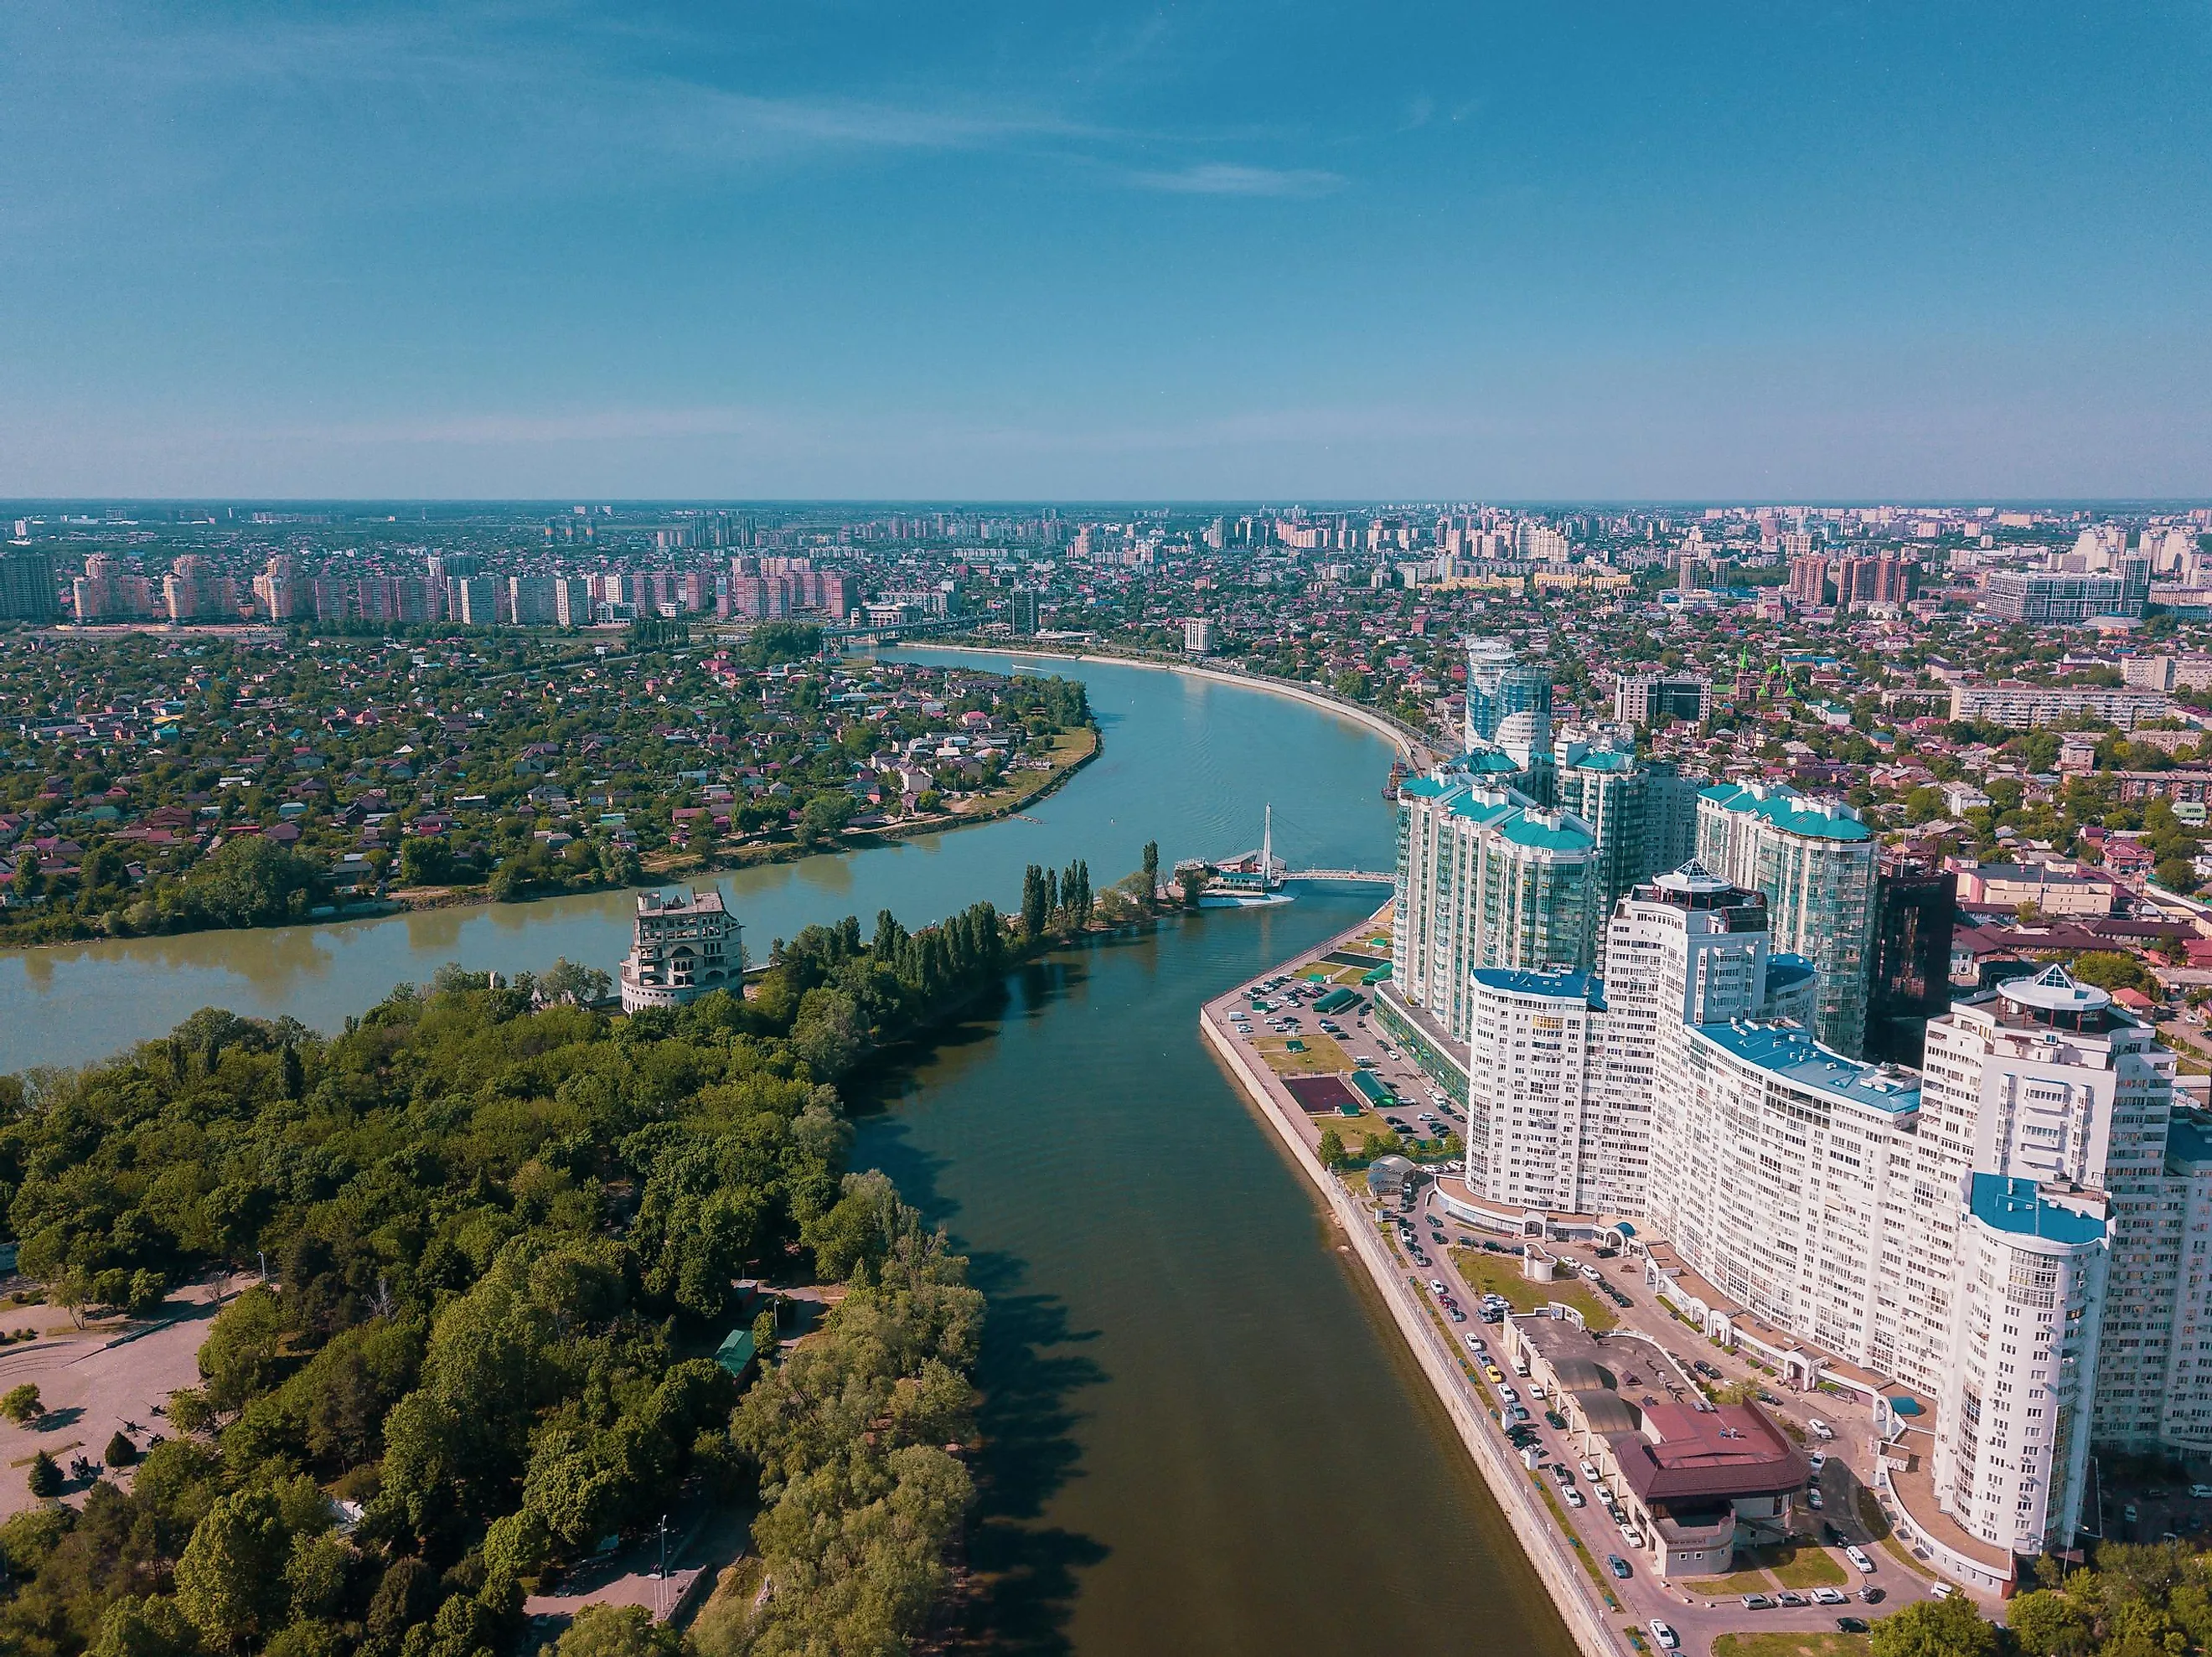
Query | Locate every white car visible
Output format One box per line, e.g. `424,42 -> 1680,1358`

1498,1386 -> 1520,1404
1845,1545 -> 1875,1573
1648,1620 -> 1679,1650
1579,1458 -> 1601,1482
1430,1280 -> 1448,1294
1812,1587 -> 1847,1606
1808,1451 -> 1827,1474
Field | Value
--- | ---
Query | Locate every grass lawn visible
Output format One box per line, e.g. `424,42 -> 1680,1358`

1768,1545 -> 1848,1589
1253,1033 -> 1355,1075
1687,1543 -> 1845,1596
1450,1247 -> 1620,1334
1856,1488 -> 1939,1581
956,728 -> 1097,815
1711,1636 -> 1869,1657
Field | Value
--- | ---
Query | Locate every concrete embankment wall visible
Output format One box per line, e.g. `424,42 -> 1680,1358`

1198,1004 -> 1623,1657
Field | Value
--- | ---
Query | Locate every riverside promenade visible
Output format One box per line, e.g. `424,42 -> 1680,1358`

1196,909 -> 1627,1657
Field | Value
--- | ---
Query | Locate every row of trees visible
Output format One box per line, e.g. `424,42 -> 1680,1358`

0,899 -> 1001,1656
1018,860 -> 1093,937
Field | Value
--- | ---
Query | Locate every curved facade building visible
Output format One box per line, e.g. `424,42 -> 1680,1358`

1934,1176 -> 2107,1558
1393,774 -> 1599,1040
1695,782 -> 1876,1056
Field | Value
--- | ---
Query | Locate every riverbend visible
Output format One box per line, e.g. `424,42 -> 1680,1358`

1,649 -> 1574,1657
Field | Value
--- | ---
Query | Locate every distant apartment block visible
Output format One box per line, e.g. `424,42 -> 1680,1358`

1946,680 -> 2173,730
1981,562 -> 2150,623
1613,673 -> 1711,726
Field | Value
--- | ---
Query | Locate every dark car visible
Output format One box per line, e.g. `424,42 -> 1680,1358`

1544,1411 -> 1569,1430
1837,1618 -> 1869,1634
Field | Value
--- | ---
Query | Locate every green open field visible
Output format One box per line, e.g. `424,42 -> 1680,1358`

1450,1247 -> 1620,1334
1711,1635 -> 1869,1657
1688,1542 -> 1848,1595
1253,1032 -> 1355,1075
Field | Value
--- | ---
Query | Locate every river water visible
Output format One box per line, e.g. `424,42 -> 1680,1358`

0,649 -> 1573,1657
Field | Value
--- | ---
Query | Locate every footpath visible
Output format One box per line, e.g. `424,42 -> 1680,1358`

1196,910 -> 1626,1657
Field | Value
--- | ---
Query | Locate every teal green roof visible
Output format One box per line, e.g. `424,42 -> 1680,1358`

1445,793 -> 1518,825
1496,813 -> 1595,852
1570,750 -> 1636,772
1464,749 -> 1523,774
1699,782 -> 1872,844
714,1328 -> 758,1376
1400,777 -> 1450,798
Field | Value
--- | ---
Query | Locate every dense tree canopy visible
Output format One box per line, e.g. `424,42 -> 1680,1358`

0,892 -> 1013,1657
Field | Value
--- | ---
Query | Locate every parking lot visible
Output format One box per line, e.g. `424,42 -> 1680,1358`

1379,1178 -> 1936,1653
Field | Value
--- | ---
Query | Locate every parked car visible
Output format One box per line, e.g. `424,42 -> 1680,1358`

1647,1621 -> 1678,1650
1741,1593 -> 1775,1611
1812,1588 -> 1848,1606
1837,1618 -> 1869,1634
1859,1587 -> 1886,1603
1845,1546 -> 1875,1573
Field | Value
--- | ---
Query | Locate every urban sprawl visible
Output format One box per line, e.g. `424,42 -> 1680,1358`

8,498 -> 2212,1617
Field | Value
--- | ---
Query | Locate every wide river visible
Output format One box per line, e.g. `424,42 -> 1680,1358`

0,649 -> 1572,1657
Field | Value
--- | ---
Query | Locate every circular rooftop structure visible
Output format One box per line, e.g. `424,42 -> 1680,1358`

1999,965 -> 2111,1015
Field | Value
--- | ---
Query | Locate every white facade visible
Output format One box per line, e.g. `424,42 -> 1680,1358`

1934,1178 -> 2107,1556
1650,1019 -> 1922,1373
618,889 -> 742,1011
1465,970 -> 1605,1213
1914,968 -> 2178,1447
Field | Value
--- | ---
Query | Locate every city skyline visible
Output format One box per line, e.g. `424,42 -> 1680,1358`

5,3 -> 2210,500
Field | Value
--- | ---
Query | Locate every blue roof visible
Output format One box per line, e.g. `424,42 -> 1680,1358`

1767,954 -> 1817,992
1698,782 -> 1873,844
1472,968 -> 1606,1011
1399,776 -> 1450,798
1967,1174 -> 2106,1247
1695,1021 -> 1920,1114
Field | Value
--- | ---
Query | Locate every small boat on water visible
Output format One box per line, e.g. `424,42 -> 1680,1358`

1196,806 -> 1294,907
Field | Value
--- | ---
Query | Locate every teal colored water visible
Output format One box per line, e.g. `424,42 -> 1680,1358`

0,649 -> 1572,1657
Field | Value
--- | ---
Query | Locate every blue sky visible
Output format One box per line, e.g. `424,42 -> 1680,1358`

3,2 -> 2209,500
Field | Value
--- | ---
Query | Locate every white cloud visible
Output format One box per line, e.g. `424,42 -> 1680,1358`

1124,163 -> 1342,197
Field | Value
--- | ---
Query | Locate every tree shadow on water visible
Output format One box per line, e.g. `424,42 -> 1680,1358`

957,1249 -> 1111,1657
